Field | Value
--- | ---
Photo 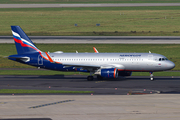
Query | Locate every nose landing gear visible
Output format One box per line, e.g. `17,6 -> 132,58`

150,72 -> 154,81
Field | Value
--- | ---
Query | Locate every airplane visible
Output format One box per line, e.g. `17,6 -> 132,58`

8,26 -> 175,81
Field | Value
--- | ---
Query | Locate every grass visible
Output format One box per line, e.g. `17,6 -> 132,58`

0,44 -> 180,71
0,70 -> 89,75
132,71 -> 180,76
0,70 -> 179,76
1,6 -> 180,11
1,0 -> 180,4
0,89 -> 93,94
0,7 -> 180,36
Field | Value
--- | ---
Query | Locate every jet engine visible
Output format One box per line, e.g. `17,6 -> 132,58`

95,68 -> 118,78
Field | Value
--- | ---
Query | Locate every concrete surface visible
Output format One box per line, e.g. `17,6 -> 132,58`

1,95 -> 180,120
1,36 -> 180,44
1,75 -> 180,95
1,3 -> 180,8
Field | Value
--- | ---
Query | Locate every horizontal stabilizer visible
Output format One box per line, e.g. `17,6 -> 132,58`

8,55 -> 30,62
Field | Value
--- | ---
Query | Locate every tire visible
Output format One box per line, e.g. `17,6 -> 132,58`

97,75 -> 103,80
87,76 -> 94,81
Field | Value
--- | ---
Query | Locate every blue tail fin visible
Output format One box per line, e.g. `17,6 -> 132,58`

11,26 -> 41,55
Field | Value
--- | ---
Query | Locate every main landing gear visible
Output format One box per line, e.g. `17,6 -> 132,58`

87,75 -> 103,81
87,76 -> 94,81
97,75 -> 103,80
150,72 -> 154,81
87,72 -> 94,81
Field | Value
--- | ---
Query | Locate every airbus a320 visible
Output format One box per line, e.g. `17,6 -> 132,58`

8,26 -> 175,81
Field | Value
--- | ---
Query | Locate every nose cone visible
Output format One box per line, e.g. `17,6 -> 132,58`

168,61 -> 175,70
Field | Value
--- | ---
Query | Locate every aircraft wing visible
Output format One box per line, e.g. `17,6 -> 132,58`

63,63 -> 125,71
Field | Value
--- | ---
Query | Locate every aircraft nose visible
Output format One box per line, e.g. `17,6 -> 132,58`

168,61 -> 175,69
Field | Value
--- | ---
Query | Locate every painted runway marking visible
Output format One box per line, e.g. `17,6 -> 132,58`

29,100 -> 74,109
95,81 -> 105,83
0,102 -> 7,104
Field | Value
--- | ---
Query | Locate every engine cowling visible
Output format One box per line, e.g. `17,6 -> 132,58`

118,71 -> 132,76
100,68 -> 118,78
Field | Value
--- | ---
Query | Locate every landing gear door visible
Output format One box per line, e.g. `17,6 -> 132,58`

38,55 -> 43,65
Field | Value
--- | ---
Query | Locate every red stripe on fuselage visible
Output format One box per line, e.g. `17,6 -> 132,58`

45,52 -> 54,62
118,69 -> 124,71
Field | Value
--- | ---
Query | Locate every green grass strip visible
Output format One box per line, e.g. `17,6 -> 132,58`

132,71 -> 180,76
0,89 -> 93,94
0,70 -> 179,76
1,7 -> 180,36
0,70 -> 89,75
1,6 -> 180,11
0,0 -> 180,4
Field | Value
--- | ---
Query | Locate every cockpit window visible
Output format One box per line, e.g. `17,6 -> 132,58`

159,58 -> 168,61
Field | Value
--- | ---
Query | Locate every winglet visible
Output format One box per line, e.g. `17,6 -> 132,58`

45,52 -> 54,63
93,47 -> 99,53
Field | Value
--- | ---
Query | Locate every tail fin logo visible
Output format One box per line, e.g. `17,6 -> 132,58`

12,30 -> 41,53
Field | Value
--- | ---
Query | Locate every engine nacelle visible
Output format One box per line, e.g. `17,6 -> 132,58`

118,71 -> 132,76
100,68 -> 118,78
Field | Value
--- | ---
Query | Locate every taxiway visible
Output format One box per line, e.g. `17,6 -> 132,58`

0,75 -> 180,95
1,3 -> 180,8
1,36 -> 180,44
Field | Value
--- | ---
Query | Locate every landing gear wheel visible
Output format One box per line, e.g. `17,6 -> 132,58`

87,76 -> 94,81
97,75 -> 103,80
150,72 -> 154,81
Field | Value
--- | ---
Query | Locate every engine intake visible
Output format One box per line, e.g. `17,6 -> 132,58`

99,68 -> 118,78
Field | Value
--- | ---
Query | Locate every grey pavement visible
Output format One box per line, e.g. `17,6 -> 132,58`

1,95 -> 180,120
1,75 -> 180,95
1,3 -> 180,8
1,36 -> 180,44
